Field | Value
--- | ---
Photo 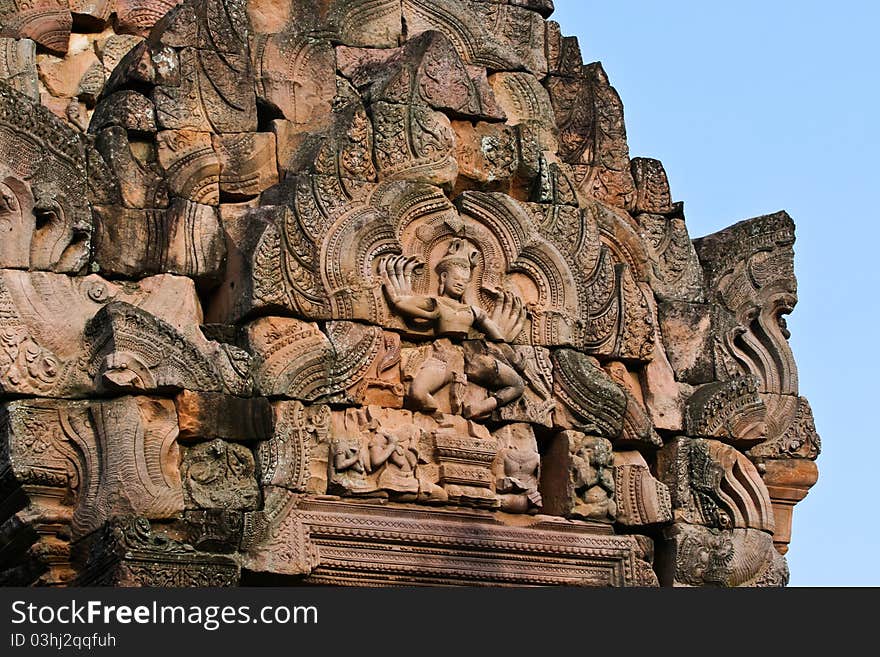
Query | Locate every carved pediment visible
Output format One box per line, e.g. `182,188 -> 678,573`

0,0 -> 818,588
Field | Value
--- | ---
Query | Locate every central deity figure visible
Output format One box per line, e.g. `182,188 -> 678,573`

379,239 -> 531,419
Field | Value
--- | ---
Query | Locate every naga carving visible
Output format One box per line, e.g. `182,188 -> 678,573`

0,83 -> 99,273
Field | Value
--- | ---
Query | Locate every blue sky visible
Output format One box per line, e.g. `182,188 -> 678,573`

551,0 -> 879,585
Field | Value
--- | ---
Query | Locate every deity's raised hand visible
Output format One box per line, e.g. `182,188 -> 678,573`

378,254 -> 423,301
488,289 -> 527,342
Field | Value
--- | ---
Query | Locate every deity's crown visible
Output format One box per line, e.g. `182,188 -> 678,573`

435,238 -> 479,273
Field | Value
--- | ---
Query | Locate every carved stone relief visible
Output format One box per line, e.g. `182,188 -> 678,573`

182,439 -> 260,510
0,271 -> 250,398
657,437 -> 775,534
75,516 -> 239,587
541,430 -> 616,522
492,423 -> 542,513
659,524 -> 788,588
0,83 -> 97,273
613,450 -> 672,527
1,396 -> 185,582
0,0 -> 819,588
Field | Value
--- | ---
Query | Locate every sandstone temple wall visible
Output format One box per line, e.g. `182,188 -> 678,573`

0,0 -> 819,587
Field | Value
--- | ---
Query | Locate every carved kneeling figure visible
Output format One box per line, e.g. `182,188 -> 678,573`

570,435 -> 616,522
369,430 -> 420,494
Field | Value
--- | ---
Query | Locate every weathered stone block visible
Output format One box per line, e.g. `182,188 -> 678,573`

93,127 -> 168,209
0,270 -> 215,398
0,84 -> 94,272
255,34 -> 336,127
547,63 -> 635,210
213,132 -> 279,199
488,71 -> 555,127
181,509 -> 244,553
452,121 -> 518,187
372,100 -> 458,187
156,129 -> 220,204
37,48 -> 99,99
90,91 -> 157,133
85,301 -> 253,396
342,31 -> 505,122
552,350 -> 626,438
96,34 -> 145,79
92,198 -> 225,284
331,0 -> 403,48
631,157 -> 674,215
175,390 -> 273,443
603,361 -> 662,447
244,317 -> 403,407
257,400 -> 331,496
638,212 -> 705,303
1,396 -> 184,542
74,517 -> 239,586
685,377 -> 767,446
544,20 -> 582,78
694,211 -> 799,397
402,0 -> 545,73
246,0 -> 292,34
240,496 -> 655,586
492,423 -> 542,514
657,301 -> 714,385
204,204 -> 288,324
69,0 -> 113,26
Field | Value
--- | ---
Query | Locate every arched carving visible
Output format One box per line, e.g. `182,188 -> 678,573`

115,0 -> 181,36
401,0 -> 522,71
489,72 -> 555,126
245,317 -> 335,400
321,205 -> 398,322
659,437 -> 775,534
332,0 -> 403,48
84,301 -> 252,396
0,1 -> 71,56
686,377 -> 768,446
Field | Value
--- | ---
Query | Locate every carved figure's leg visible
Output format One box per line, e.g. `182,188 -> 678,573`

408,358 -> 453,413
463,356 -> 525,418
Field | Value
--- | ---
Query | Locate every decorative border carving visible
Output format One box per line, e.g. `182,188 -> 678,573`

242,497 -> 654,587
